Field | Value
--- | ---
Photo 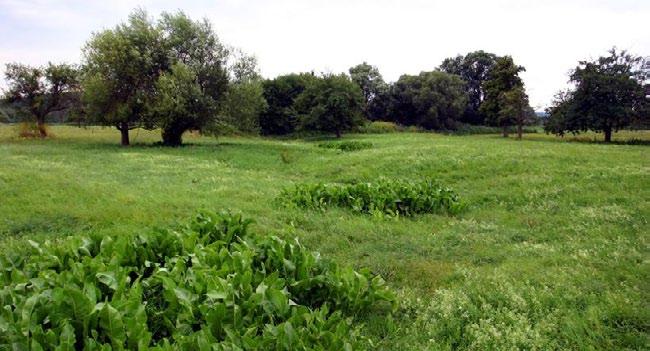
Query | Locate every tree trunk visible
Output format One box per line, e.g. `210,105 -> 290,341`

162,128 -> 183,147
502,126 -> 509,138
119,123 -> 130,146
335,129 -> 341,138
36,119 -> 47,138
604,127 -> 612,143
517,122 -> 523,140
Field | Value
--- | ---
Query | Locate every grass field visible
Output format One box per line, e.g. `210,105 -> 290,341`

1,125 -> 648,349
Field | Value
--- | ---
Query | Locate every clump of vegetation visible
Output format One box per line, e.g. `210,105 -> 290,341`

280,179 -> 464,216
357,121 -> 400,134
0,212 -> 393,349
318,140 -> 372,152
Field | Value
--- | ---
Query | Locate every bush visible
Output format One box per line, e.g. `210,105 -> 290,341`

318,140 -> 372,152
0,212 -> 393,350
447,123 -> 540,135
357,121 -> 399,134
280,179 -> 464,216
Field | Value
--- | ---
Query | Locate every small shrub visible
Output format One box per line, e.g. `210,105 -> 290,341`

16,121 -> 49,138
0,212 -> 394,349
318,140 -> 372,152
357,121 -> 400,134
280,179 -> 464,216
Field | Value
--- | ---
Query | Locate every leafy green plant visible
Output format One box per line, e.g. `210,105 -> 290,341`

318,140 -> 372,152
0,212 -> 393,350
280,179 -> 464,216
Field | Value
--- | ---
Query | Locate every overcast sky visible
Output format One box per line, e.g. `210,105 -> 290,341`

1,0 -> 648,109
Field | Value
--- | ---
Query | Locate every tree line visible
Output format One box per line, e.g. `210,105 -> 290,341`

2,9 -> 648,145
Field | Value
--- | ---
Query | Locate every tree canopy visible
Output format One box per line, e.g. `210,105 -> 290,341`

387,71 -> 467,130
3,62 -> 79,137
545,49 -> 648,142
439,50 -> 497,124
295,74 -> 365,138
479,56 -> 528,135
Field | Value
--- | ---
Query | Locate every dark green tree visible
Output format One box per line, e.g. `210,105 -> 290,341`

82,9 -> 166,146
348,62 -> 387,119
480,56 -> 526,136
3,62 -> 79,137
154,11 -> 230,145
545,49 -> 648,142
498,86 -> 532,139
259,73 -> 316,135
387,71 -> 467,130
439,50 -> 497,124
295,74 -> 365,138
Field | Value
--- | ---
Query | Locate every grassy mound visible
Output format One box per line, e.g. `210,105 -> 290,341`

280,179 -> 464,216
0,212 -> 394,350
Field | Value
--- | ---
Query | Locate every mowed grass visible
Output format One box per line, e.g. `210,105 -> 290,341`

1,125 -> 648,349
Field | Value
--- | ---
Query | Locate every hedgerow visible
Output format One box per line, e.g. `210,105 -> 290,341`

0,212 -> 394,350
317,141 -> 372,152
280,179 -> 464,216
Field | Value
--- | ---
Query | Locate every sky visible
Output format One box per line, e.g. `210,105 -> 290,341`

0,0 -> 648,109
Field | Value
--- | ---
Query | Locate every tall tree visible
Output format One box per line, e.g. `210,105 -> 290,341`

498,86 -> 531,139
295,74 -> 365,138
480,56 -> 526,136
545,49 -> 648,142
348,62 -> 387,119
439,51 -> 497,124
387,71 -> 467,130
154,11 -> 230,145
3,63 -> 79,137
259,73 -> 316,135
216,51 -> 267,134
82,9 -> 166,146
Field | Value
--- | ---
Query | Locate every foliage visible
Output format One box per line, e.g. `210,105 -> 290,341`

3,62 -> 79,137
82,9 -> 167,146
317,140 -> 372,152
479,56 -> 527,135
154,11 -> 230,146
498,86 -> 534,139
348,62 -> 387,119
357,121 -> 400,134
387,71 -> 468,130
439,50 -> 498,124
280,179 -> 464,216
0,211 -> 393,349
215,80 -> 267,135
259,73 -> 317,135
544,48 -> 648,142
295,74 -> 366,138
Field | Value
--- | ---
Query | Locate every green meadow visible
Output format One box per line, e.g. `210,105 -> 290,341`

1,125 -> 648,349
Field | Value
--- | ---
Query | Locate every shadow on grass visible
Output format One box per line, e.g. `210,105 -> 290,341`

524,135 -> 650,146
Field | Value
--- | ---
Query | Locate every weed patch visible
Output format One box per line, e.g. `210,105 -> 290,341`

280,179 -> 464,216
0,212 -> 394,349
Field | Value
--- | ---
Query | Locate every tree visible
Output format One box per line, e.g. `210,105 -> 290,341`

154,11 -> 230,145
213,51 -> 267,134
498,86 -> 531,139
259,73 -> 316,135
439,50 -> 497,124
3,62 -> 79,137
82,9 -> 166,146
348,62 -> 387,119
150,63 -> 209,146
387,71 -> 467,130
545,49 -> 648,142
480,56 -> 526,136
295,74 -> 365,138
